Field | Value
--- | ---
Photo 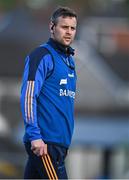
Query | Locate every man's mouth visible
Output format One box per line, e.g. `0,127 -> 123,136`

64,37 -> 71,41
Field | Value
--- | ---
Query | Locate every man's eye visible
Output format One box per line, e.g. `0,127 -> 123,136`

71,27 -> 76,31
62,26 -> 68,29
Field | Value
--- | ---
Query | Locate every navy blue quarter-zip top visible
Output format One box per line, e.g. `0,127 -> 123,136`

20,38 -> 77,148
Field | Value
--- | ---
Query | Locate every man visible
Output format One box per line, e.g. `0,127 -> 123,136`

20,6 -> 77,179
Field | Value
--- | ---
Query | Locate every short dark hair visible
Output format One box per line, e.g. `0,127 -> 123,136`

51,6 -> 77,25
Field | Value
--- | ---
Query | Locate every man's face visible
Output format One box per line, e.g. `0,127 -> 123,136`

50,16 -> 77,46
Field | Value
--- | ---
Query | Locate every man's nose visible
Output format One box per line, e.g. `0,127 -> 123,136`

66,28 -> 72,34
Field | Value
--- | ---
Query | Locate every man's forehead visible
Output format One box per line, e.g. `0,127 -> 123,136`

58,16 -> 76,20
57,16 -> 77,24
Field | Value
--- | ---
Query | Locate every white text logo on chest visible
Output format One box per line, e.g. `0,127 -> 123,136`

60,79 -> 67,85
68,73 -> 74,78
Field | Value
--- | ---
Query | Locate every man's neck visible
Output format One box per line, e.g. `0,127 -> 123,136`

48,38 -> 74,56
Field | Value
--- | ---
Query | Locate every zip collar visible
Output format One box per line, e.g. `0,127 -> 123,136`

47,38 -> 75,56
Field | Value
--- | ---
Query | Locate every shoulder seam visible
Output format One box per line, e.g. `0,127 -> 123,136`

28,47 -> 52,80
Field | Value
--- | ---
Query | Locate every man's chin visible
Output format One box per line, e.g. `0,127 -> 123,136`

63,41 -> 71,46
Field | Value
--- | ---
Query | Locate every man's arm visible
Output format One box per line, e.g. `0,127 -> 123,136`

20,48 -> 53,156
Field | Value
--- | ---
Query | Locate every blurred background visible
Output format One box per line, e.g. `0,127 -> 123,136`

0,0 -> 129,179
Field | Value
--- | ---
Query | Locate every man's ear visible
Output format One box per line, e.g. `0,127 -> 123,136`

49,22 -> 54,33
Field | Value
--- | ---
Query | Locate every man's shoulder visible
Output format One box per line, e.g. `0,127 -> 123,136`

27,45 -> 53,80
29,45 -> 50,61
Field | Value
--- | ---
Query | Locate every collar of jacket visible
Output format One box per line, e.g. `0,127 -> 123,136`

47,38 -> 75,56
